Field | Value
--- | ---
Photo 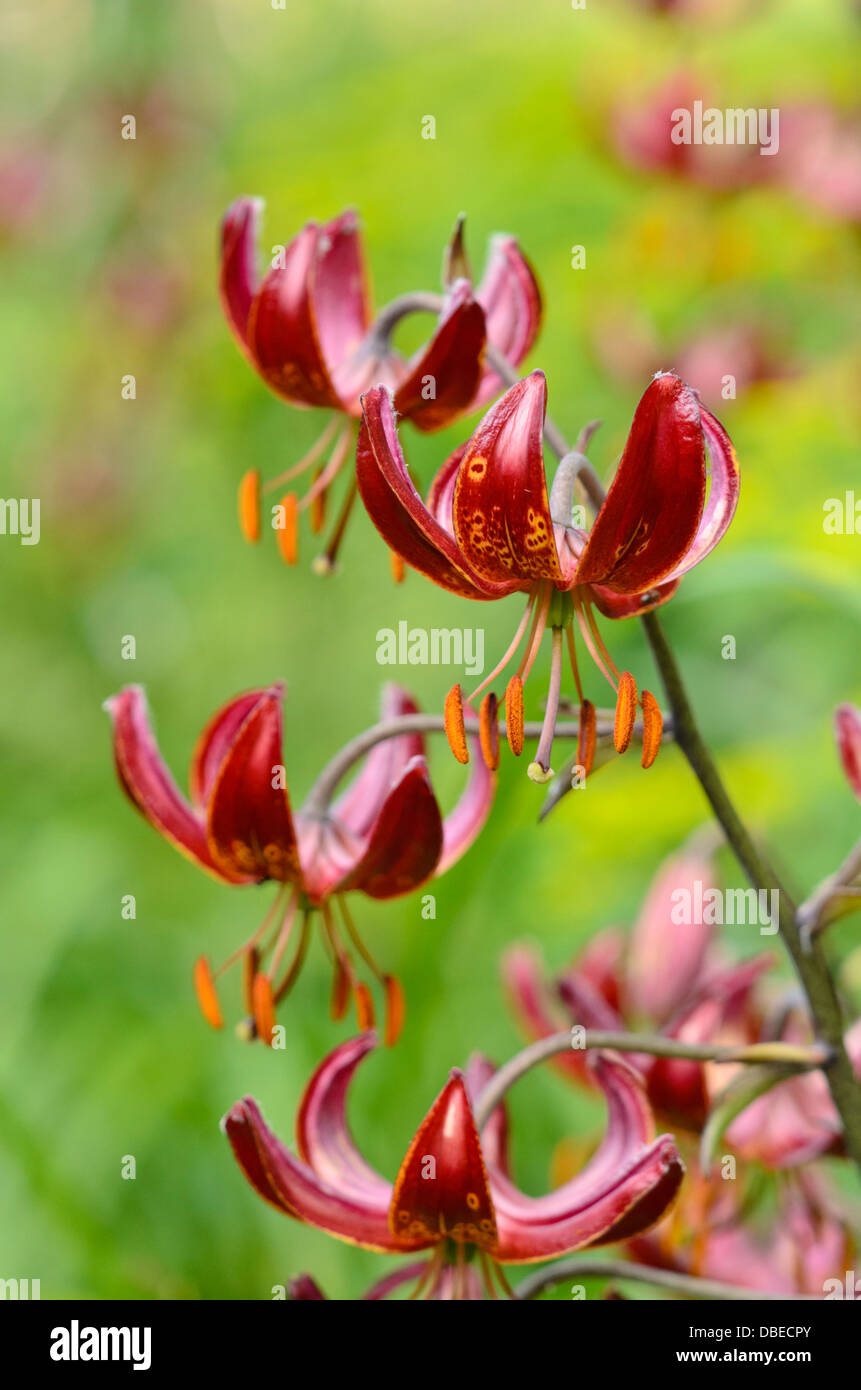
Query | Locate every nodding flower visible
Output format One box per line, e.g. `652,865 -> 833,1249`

223,1032 -> 684,1300
220,200 -> 540,572
357,369 -> 738,781
104,683 -> 493,1046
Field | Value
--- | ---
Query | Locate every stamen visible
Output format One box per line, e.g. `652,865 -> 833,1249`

262,415 -> 340,494
238,468 -> 262,545
614,671 -> 638,754
444,684 -> 469,764
299,425 -> 354,514
308,468 -> 326,535
389,550 -> 406,584
478,1249 -> 499,1301
265,891 -> 299,981
383,974 -> 406,1047
640,689 -> 663,769
528,626 -> 564,781
409,1247 -> 444,1301
241,947 -> 259,1016
354,982 -> 376,1032
252,972 -> 276,1046
505,675 -> 525,756
312,478 -> 358,575
275,493 -> 299,565
517,583 -> 551,685
565,625 -> 585,704
467,593 -> 535,703
193,955 -> 224,1030
330,953 -> 350,1021
572,592 -> 618,693
272,910 -> 313,1004
577,698 -> 597,777
479,692 -> 500,771
583,596 -> 622,683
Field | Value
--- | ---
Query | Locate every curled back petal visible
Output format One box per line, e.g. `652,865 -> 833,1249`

625,849 -> 719,1027
394,280 -> 486,431
219,196 -> 263,351
357,386 -> 512,599
436,701 -> 495,875
474,235 -> 542,407
295,1032 -> 392,1200
336,756 -> 443,899
330,684 -> 424,839
105,685 -> 247,884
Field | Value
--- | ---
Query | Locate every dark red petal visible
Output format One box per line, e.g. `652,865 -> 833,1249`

246,220 -> 343,408
311,209 -> 372,387
660,404 -> 740,584
576,373 -> 707,594
104,686 -> 247,884
295,1032 -> 391,1200
288,1274 -> 328,1300
389,1070 -> 498,1251
330,685 -> 424,838
206,687 -> 302,882
356,386 -> 513,600
474,236 -> 542,407
189,687 -> 271,809
223,1100 -> 293,1213
587,576 -> 680,619
219,197 -> 262,350
336,757 -> 444,900
452,371 -> 564,587
394,280 -> 486,431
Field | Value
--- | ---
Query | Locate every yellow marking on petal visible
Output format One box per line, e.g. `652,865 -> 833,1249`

505,675 -> 524,756
238,469 -> 261,544
193,955 -> 223,1031
466,455 -> 487,480
275,492 -> 299,565
640,689 -> 663,769
444,683 -> 469,765
478,691 -> 500,770
614,671 -> 638,754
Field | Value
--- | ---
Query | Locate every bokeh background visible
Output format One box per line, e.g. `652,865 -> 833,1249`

1,0 -> 859,1299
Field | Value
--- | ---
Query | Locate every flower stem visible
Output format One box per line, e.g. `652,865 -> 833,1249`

641,607 -> 861,1170
514,1257 -> 819,1302
472,1028 -> 829,1131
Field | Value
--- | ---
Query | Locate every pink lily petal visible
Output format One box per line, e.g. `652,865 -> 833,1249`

223,1095 -> 411,1253
658,404 -> 740,584
219,196 -> 263,351
502,945 -> 587,1084
489,1053 -> 684,1261
558,968 -> 626,1033
295,1032 -> 392,1201
474,235 -> 542,407
625,849 -> 719,1026
437,701 -> 495,875
104,685 -> 249,885
310,208 -> 372,390
330,685 -> 424,838
836,703 -> 861,801
464,1054 -> 510,1176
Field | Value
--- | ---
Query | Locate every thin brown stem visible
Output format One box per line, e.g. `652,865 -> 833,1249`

514,1257 -> 820,1302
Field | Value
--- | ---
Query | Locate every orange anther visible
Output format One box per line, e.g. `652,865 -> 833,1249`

193,955 -> 224,1031
309,471 -> 326,535
242,947 -> 259,1016
505,675 -> 524,756
444,684 -> 469,765
238,469 -> 261,545
355,982 -> 376,1032
383,974 -> 406,1047
252,973 -> 277,1046
275,493 -> 299,565
478,692 -> 500,771
577,699 -> 596,777
613,671 -> 638,754
389,549 -> 406,584
640,689 -> 663,769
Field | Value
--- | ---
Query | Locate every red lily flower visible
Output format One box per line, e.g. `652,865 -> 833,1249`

223,1032 -> 684,1298
220,199 -> 540,570
503,846 -> 772,1130
357,369 -> 738,779
105,682 -> 493,1044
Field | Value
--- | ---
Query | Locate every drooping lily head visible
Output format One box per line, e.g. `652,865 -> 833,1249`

358,369 -> 738,781
223,1031 -> 684,1299
220,200 -> 540,572
105,683 -> 493,1044
503,844 -> 772,1130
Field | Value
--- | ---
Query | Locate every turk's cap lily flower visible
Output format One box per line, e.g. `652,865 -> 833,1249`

223,1031 -> 684,1295
836,703 -> 861,802
105,683 -> 493,1044
503,846 -> 772,1130
221,201 -> 540,571
357,368 -> 738,781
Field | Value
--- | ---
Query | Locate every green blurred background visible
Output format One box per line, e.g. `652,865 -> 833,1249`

1,0 -> 859,1299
